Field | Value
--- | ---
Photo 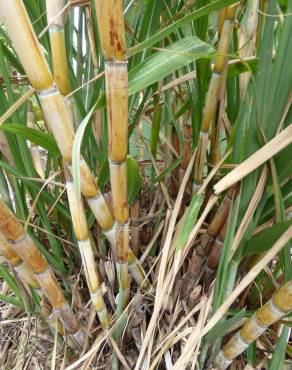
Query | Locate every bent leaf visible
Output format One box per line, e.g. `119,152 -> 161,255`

242,221 -> 292,257
0,124 -> 59,155
127,0 -> 238,56
128,36 -> 214,96
205,308 -> 246,344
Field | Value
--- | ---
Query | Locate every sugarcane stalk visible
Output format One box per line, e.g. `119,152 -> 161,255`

103,191 -> 151,292
214,280 -> 292,370
85,6 -> 103,154
41,296 -> 65,337
210,96 -> 223,166
193,4 -> 238,193
94,0 -> 130,311
206,220 -> 227,273
179,120 -> 193,200
180,244 -> 205,300
46,0 -> 75,132
0,232 -> 68,340
0,232 -> 41,292
27,101 -> 45,179
0,197 -> 85,348
0,0 -> 150,291
180,122 -> 193,182
46,0 -> 70,96
206,187 -> 234,239
210,8 -> 232,167
203,187 -> 238,277
181,187 -> 235,296
171,125 -> 180,196
218,8 -> 227,36
65,168 -> 109,329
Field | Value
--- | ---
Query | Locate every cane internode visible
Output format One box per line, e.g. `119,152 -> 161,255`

46,0 -> 71,96
214,281 -> 292,369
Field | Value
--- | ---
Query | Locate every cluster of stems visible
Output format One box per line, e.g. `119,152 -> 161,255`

214,281 -> 292,369
0,198 -> 85,347
193,4 -> 238,193
181,187 -> 235,297
204,187 -> 236,274
0,2 -> 150,319
65,169 -> 109,329
0,231 -> 65,337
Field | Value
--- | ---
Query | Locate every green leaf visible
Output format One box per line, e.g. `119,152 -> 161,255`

0,264 -> 22,301
127,157 -> 142,205
246,342 -> 256,367
205,308 -> 246,344
242,221 -> 292,257
176,195 -> 204,251
97,157 -> 110,191
269,326 -> 290,370
152,158 -> 182,185
227,58 -> 259,78
128,36 -> 214,96
0,38 -> 24,74
0,160 -> 70,220
127,0 -> 239,56
0,124 -> 60,155
0,294 -> 24,308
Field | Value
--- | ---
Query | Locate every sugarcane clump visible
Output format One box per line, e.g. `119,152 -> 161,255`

0,197 -> 85,348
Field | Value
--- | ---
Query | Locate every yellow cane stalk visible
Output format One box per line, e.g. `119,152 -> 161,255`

218,8 -> 227,36
193,4 -> 238,193
46,0 -> 70,96
0,197 -> 85,348
65,169 -> 109,329
27,101 -> 45,179
0,232 -> 41,291
214,281 -> 292,370
46,0 -> 75,131
0,0 -> 150,291
94,0 -> 130,310
209,7 -> 231,166
85,6 -> 103,155
0,232 -> 66,338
